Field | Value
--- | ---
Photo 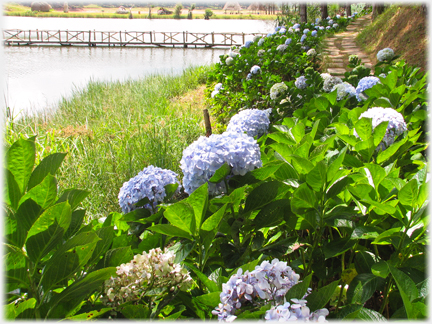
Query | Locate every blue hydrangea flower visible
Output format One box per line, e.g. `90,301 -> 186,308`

326,26 -> 331,30
285,38 -> 292,45
319,26 -> 325,30
118,165 -> 180,214
332,82 -> 356,100
246,73 -> 252,80
270,82 -> 288,100
377,48 -> 395,61
244,40 -> 253,48
293,23 -> 300,29
295,75 -> 308,89
277,44 -> 288,52
303,28 -> 310,34
328,19 -> 334,25
250,65 -> 261,74
311,30 -> 317,37
275,26 -> 281,32
267,32 -> 275,37
226,108 -> 272,138
355,76 -> 380,101
336,14 -> 341,19
354,107 -> 407,151
300,34 -> 307,43
333,23 -> 339,28
315,17 -> 321,24
214,83 -> 223,91
258,37 -> 266,46
180,133 -> 262,195
279,27 -> 286,34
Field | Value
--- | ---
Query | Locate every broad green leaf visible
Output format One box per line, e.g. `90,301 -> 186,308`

354,117 -> 373,142
19,174 -> 57,209
120,305 -> 151,319
388,263 -> 419,319
289,154 -> 314,174
163,202 -> 196,235
201,204 -> 227,232
244,181 -> 283,213
103,246 -> 134,268
253,199 -> 290,229
40,231 -> 101,293
326,147 -> 347,182
195,292 -> 221,308
285,274 -> 312,301
305,280 -> 339,312
6,137 -> 35,194
183,262 -> 219,293
323,237 -> 356,259
398,179 -> 419,211
4,169 -> 22,211
355,137 -> 375,162
326,175 -> 352,199
346,273 -> 385,304
351,226 -> 382,240
27,153 -> 66,190
120,208 -> 152,222
164,305 -> 186,319
87,226 -> 115,267
4,246 -> 29,289
56,189 -> 90,211
371,261 -> 389,278
209,163 -> 231,183
293,135 -> 313,159
66,308 -> 112,320
5,298 -> 36,320
291,122 -> 305,143
306,161 -> 327,192
25,201 -> 72,263
164,183 -> 179,201
64,209 -> 86,240
236,303 -> 271,319
372,227 -> 401,245
268,132 -> 297,145
338,134 -> 359,147
363,163 -> 386,189
148,224 -> 193,240
291,183 -> 317,214
250,161 -> 283,180
185,182 -> 208,232
372,121 -> 389,147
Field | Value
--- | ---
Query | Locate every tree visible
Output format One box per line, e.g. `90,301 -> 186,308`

187,3 -> 195,19
300,3 -> 307,23
204,8 -> 213,19
320,3 -> 328,20
372,3 -> 385,21
346,2 -> 352,16
174,2 -> 183,18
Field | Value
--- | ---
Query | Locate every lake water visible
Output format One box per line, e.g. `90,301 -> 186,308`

2,16 -> 275,117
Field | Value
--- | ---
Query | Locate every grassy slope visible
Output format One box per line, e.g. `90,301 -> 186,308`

356,5 -> 427,72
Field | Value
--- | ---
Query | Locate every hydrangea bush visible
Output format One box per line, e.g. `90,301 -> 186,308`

225,108 -> 272,138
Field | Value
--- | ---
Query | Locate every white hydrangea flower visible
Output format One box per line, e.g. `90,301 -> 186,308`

331,82 -> 356,100
102,248 -> 193,308
180,132 -> 262,195
118,165 -> 180,214
377,47 -> 395,61
258,37 -> 266,46
257,49 -> 265,57
265,300 -> 329,322
354,107 -> 407,151
277,44 -> 288,52
323,75 -> 343,92
270,82 -> 288,100
226,57 -> 234,66
307,48 -> 317,57
250,65 -> 261,74
226,108 -> 272,138
295,76 -> 308,89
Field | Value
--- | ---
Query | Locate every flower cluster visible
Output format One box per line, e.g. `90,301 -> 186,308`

270,82 -> 288,100
118,165 -> 180,214
265,299 -> 329,322
332,82 -> 356,100
226,57 -> 234,66
323,75 -> 342,92
307,48 -> 317,57
250,65 -> 261,74
226,108 -> 272,138
212,83 -> 224,98
377,47 -> 395,61
277,44 -> 288,52
180,132 -> 262,195
257,49 -> 265,57
244,40 -> 253,48
354,107 -> 407,151
355,76 -> 380,101
212,259 -> 329,322
102,248 -> 193,308
285,38 -> 292,45
295,76 -> 308,89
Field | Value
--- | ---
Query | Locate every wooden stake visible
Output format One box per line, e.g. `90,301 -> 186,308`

203,109 -> 212,137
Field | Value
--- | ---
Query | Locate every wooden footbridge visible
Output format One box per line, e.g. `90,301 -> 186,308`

3,29 -> 266,48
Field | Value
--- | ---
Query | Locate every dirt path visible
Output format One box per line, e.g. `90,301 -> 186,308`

322,14 -> 374,76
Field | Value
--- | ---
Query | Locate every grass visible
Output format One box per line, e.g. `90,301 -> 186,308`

5,65 -> 212,220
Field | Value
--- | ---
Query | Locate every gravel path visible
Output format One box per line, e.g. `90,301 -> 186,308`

322,14 -> 374,76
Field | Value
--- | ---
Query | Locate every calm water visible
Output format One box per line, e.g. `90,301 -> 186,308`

2,16 -> 275,116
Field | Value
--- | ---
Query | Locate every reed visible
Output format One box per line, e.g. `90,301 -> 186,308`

4,65 -> 212,220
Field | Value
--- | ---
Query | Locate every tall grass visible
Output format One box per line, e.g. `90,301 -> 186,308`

5,66 -> 212,220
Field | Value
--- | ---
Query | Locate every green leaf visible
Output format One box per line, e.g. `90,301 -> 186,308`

183,262 -> 219,293
56,189 -> 90,211
163,201 -> 196,236
355,251 -> 380,274
285,274 -> 312,301
5,298 -> 36,320
209,163 -> 231,183
27,153 -> 66,190
388,263 -> 419,319
327,147 -> 347,182
7,198 -> 41,248
291,122 -> 305,143
354,117 -> 373,142
376,136 -> 408,164
195,292 -> 221,308
19,174 -> 58,209
323,237 -> 356,259
201,204 -> 227,232
148,224 -> 193,240
120,208 -> 152,222
398,179 -> 419,211
305,280 -> 339,312
347,273 -> 385,304
25,201 -> 72,263
164,183 -> 179,201
371,261 -> 389,278
250,161 -> 283,180
103,246 -> 134,267
64,209 -> 86,240
4,169 -> 22,211
244,181 -> 283,213
363,163 -> 386,189
6,137 -> 35,194
253,199 -> 290,229
351,226 -> 382,240
372,121 -> 389,147
87,226 -> 115,267
355,137 -> 375,162
40,231 -> 101,293
185,182 -> 209,232
306,161 -> 327,192
291,183 -> 317,214
66,308 -> 112,320
4,246 -> 29,289
120,304 -> 151,319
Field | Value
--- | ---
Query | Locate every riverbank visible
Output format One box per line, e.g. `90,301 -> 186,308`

3,3 -> 278,20
4,65 -> 212,219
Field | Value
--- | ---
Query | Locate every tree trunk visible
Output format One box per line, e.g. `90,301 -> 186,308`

321,3 -> 328,20
372,4 -> 385,21
300,3 -> 307,23
346,2 -> 352,16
